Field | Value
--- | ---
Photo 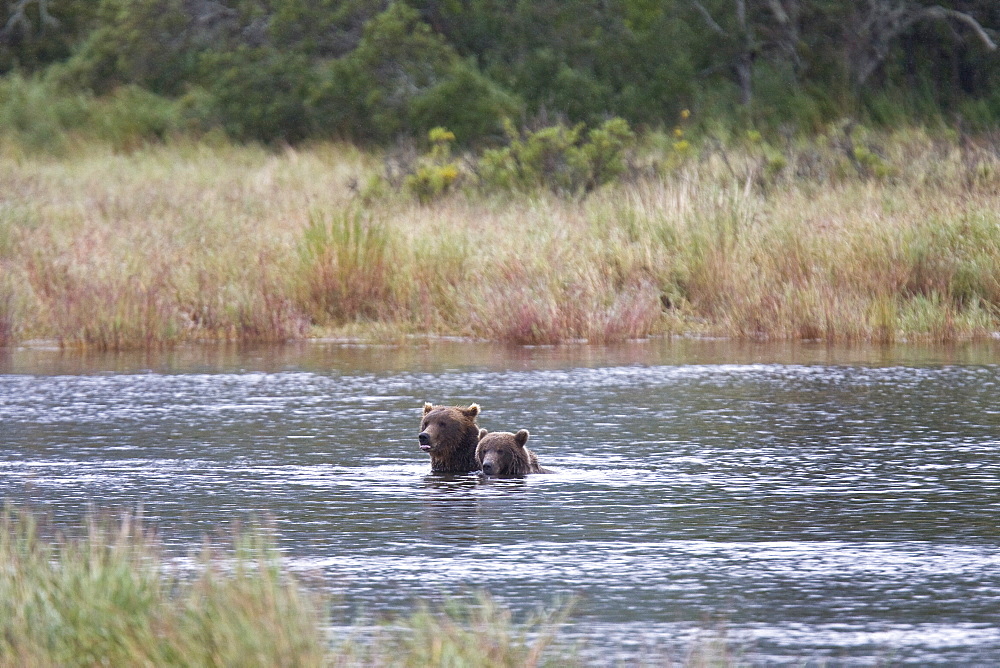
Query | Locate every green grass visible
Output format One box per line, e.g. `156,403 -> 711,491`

0,507 -> 729,667
0,508 -> 326,667
1,123 -> 999,348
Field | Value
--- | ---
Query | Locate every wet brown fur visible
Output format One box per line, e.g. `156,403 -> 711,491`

476,428 -> 552,477
418,402 -> 482,473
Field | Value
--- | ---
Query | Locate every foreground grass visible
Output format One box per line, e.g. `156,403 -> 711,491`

1,126 -> 998,348
0,508 -> 726,667
0,510 -> 327,667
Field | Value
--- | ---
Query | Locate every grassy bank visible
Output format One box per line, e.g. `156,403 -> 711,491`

1,126 -> 998,349
0,507 -> 726,667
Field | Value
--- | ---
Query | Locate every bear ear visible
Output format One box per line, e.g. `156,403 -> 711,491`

462,403 -> 481,419
515,429 -> 530,447
423,402 -> 433,415
478,428 -> 488,440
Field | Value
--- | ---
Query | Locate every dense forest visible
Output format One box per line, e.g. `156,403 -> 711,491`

1,0 -> 998,145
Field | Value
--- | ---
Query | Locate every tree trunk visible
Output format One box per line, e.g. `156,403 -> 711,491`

850,1 -> 996,90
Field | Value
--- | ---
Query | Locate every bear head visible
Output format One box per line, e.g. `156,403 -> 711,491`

418,402 -> 481,473
476,428 -> 537,477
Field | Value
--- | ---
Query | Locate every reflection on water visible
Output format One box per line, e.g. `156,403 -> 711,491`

419,474 -> 482,541
3,339 -> 1000,665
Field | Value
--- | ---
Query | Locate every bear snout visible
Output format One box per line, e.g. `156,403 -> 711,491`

418,431 -> 431,451
481,460 -> 495,476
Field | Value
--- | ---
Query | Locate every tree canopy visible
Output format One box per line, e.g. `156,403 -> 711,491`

1,0 -> 997,143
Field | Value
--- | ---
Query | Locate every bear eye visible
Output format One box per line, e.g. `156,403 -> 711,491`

439,421 -> 447,428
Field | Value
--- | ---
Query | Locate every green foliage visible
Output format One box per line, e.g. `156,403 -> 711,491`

0,72 -> 182,152
410,60 -> 522,145
4,0 -> 1000,144
0,506 -> 603,667
265,0 -> 385,57
851,145 -> 895,181
362,592 -> 575,667
200,47 -> 313,144
405,127 -> 462,202
0,71 -> 89,151
421,0 -> 695,125
0,507 -> 328,667
479,118 -> 636,194
745,63 -> 832,134
310,3 -> 459,141
310,3 -> 517,143
405,163 -> 460,203
578,117 -> 636,189
513,49 -> 614,124
92,85 -> 181,149
59,0 -> 201,95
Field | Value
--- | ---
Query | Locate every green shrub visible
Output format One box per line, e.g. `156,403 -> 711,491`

578,117 -> 636,188
478,118 -> 636,194
0,72 -> 87,151
309,3 -> 460,142
0,73 -> 182,152
404,128 -> 462,203
93,85 -> 181,149
58,0 -> 200,96
200,47 -> 313,144
410,61 -> 521,145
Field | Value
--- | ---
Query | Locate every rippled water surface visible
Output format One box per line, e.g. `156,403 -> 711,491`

3,340 -> 1000,664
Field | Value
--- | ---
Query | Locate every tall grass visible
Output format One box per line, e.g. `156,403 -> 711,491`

0,508 -> 327,667
1,125 -> 998,348
298,208 -> 398,325
2,507 -> 711,667
340,593 -> 577,667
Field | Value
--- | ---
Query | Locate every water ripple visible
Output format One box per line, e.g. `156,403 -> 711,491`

3,349 -> 1000,663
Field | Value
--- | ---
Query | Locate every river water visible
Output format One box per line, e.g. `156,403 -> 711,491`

2,339 -> 1000,665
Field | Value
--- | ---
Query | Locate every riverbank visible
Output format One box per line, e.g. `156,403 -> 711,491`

1,127 -> 998,350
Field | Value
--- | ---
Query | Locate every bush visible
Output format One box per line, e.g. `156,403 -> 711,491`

0,72 -> 182,152
199,47 -> 313,144
404,128 -> 462,203
308,3 -> 458,142
410,60 -> 521,145
478,118 -> 636,194
0,72 -> 89,151
93,85 -> 181,149
59,0 -> 203,96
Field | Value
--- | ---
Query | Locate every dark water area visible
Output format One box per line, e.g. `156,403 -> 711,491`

3,339 -> 1000,665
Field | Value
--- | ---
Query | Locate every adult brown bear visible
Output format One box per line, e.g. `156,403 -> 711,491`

418,402 -> 482,473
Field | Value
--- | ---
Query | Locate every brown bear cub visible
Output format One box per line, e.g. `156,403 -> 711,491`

418,402 -> 482,473
476,428 -> 552,477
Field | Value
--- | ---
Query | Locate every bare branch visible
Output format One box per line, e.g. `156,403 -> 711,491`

762,0 -> 803,73
2,0 -> 60,40
852,1 -> 998,88
763,0 -> 790,27
688,0 -> 728,37
920,5 -> 997,51
735,0 -> 747,32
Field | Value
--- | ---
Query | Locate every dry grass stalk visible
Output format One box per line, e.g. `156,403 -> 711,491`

1,128 -> 998,348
